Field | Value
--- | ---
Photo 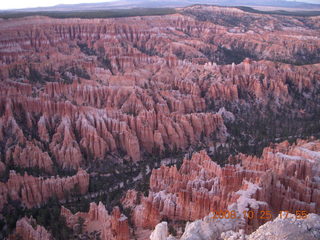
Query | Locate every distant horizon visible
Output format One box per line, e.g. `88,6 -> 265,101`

1,0 -> 117,10
1,0 -> 319,10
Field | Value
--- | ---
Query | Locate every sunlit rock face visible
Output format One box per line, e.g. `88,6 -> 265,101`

234,213 -> 320,240
9,217 -> 53,240
0,5 -> 319,171
61,201 -> 130,240
0,4 -> 319,240
0,169 -> 89,210
137,139 -> 320,236
151,213 -> 320,240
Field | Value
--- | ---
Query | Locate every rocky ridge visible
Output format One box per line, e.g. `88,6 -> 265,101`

0,169 -> 89,210
9,217 -> 53,240
0,6 -> 319,172
61,201 -> 130,240
132,139 -> 320,236
0,5 -> 319,240
150,213 -> 320,240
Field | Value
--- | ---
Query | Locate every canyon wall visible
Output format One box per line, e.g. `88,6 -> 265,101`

0,6 -> 319,172
0,5 -> 319,240
0,169 -> 89,210
9,217 -> 53,240
133,139 -> 320,234
61,201 -> 130,240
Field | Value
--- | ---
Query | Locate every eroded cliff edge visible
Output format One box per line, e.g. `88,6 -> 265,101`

0,4 -> 319,240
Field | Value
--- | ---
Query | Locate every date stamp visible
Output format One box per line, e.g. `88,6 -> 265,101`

211,210 -> 308,220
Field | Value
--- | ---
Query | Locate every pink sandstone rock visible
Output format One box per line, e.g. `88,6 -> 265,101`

132,139 -> 320,233
61,201 -> 130,240
0,169 -> 89,210
10,217 -> 52,240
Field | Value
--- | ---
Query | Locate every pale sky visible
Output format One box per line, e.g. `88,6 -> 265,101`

287,0 -> 320,2
1,0 -> 117,10
1,0 -> 319,10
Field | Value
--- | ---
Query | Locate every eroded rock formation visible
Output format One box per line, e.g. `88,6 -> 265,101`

61,201 -> 130,240
9,217 -> 53,240
134,139 -> 320,234
0,169 -> 89,210
151,213 -> 320,240
0,4 -> 319,240
222,213 -> 320,240
0,5 -> 319,172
